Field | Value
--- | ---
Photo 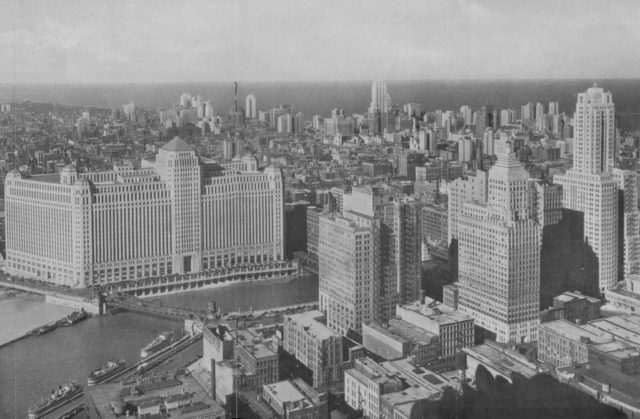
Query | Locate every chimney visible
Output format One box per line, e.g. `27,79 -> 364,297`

210,359 -> 216,401
420,289 -> 426,304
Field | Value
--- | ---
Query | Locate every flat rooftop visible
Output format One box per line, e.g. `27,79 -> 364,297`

382,358 -> 453,393
540,320 -> 612,344
588,315 -> 640,346
264,380 -> 306,404
555,291 -> 601,304
29,173 -> 61,183
399,297 -> 474,325
286,310 -> 339,340
463,342 -> 538,379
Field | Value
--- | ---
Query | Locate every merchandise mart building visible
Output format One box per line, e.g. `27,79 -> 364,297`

5,137 -> 293,290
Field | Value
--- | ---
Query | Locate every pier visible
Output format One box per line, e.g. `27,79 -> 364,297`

33,333 -> 203,419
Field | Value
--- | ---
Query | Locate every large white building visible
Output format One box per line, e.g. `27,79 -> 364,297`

456,142 -> 541,343
5,137 -> 286,288
554,85 -> 618,292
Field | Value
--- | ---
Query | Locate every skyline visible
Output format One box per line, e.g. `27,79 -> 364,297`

2,0 -> 640,84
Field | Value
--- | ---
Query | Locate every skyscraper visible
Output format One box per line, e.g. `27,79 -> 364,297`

245,93 -> 257,120
456,142 -> 541,343
318,213 -> 377,336
554,85 -> 618,292
342,187 -> 423,324
369,80 -> 391,114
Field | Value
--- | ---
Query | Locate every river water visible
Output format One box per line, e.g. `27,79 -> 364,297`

0,296 -> 75,346
0,275 -> 319,418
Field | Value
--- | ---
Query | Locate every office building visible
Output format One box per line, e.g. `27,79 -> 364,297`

5,137 -> 286,288
201,324 -> 280,400
540,290 -> 601,324
345,357 -> 456,419
283,310 -> 343,388
397,298 -> 474,361
342,187 -> 423,323
554,85 -> 618,292
456,142 -> 541,343
261,379 -> 329,419
318,213 -> 377,336
363,297 -> 473,368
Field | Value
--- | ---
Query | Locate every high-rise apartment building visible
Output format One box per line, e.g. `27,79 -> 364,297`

5,137 -> 286,288
456,142 -> 541,343
554,85 -> 618,292
245,93 -> 257,120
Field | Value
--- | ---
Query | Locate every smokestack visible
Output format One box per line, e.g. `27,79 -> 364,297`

211,359 -> 216,401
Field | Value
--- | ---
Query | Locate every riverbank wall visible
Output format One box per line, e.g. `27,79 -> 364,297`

45,294 -> 101,315
0,280 -> 102,314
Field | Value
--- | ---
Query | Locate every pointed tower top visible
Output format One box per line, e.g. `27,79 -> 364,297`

161,137 -> 193,152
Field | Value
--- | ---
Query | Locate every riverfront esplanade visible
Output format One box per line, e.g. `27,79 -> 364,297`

5,137 -> 288,289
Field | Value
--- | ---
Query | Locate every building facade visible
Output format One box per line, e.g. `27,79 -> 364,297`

456,142 -> 541,343
283,310 -> 343,388
318,213 -> 377,336
5,137 -> 286,288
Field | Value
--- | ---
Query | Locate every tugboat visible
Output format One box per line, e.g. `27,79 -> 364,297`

87,359 -> 126,386
60,310 -> 89,326
140,331 -> 174,358
28,382 -> 81,419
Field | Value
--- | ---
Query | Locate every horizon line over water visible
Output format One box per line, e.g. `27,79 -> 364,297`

2,79 -> 640,130
3,77 -> 639,85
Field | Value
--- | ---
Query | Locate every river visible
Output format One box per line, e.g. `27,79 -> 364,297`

0,295 -> 75,347
0,274 -> 319,418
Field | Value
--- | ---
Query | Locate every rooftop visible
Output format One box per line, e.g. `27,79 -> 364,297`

263,380 -> 306,404
399,296 -> 473,325
367,319 -> 438,346
540,320 -> 612,344
463,342 -> 538,380
286,310 -> 339,340
555,290 -> 601,304
30,173 -> 61,183
161,136 -> 193,152
85,369 -> 224,419
588,315 -> 640,346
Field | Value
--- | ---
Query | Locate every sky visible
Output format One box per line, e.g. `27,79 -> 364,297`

0,0 -> 639,83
